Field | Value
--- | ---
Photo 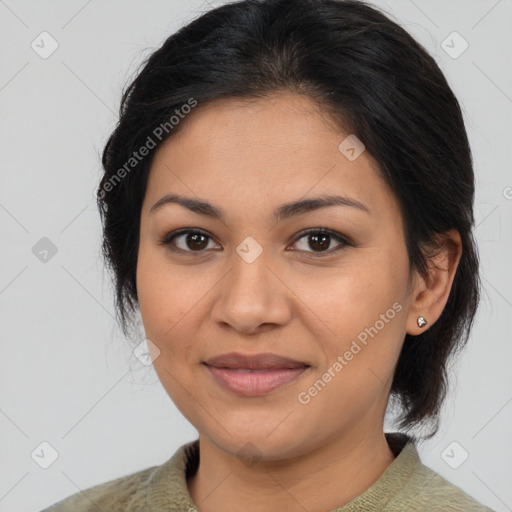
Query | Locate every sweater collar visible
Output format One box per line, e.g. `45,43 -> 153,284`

146,432 -> 420,511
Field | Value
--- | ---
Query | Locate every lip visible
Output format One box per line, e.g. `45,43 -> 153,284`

205,366 -> 310,397
203,352 -> 311,397
204,352 -> 309,370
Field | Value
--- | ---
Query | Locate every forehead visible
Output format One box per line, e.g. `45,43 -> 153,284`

144,93 -> 401,226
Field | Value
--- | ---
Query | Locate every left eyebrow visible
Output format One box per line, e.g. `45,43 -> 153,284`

274,195 -> 370,221
149,193 -> 371,221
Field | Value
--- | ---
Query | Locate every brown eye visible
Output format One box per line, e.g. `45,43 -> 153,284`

291,229 -> 351,255
160,228 -> 351,257
161,229 -> 220,253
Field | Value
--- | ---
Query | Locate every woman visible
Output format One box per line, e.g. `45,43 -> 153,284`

42,0 -> 495,510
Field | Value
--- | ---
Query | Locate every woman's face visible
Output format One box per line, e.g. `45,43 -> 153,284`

137,92 -> 418,460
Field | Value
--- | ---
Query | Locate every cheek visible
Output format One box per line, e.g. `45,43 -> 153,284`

295,256 -> 404,334
136,244 -> 217,404
136,244 -> 197,338
299,253 -> 408,385
294,274 -> 406,431
137,250 -> 183,377
136,247 -> 202,416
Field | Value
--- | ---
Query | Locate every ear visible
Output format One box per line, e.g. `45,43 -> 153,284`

406,229 -> 462,335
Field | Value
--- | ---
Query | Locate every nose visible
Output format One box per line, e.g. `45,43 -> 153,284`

210,244 -> 292,335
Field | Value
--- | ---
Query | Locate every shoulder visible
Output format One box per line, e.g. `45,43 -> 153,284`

39,440 -> 198,512
389,450 -> 495,512
39,463 -> 161,512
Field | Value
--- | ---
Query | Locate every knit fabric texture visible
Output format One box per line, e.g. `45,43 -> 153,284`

40,432 -> 495,511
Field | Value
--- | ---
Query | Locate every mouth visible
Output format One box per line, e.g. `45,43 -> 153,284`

203,352 -> 311,397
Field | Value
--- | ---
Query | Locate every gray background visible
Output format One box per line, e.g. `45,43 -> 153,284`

0,1 -> 510,511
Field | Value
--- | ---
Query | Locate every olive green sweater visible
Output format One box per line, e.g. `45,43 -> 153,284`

41,433 -> 495,511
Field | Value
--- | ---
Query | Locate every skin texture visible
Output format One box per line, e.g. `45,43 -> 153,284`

136,92 -> 462,512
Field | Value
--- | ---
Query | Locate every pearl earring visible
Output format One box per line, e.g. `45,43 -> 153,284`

417,316 -> 428,328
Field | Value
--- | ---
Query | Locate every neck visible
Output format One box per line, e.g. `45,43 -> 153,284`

187,429 -> 396,512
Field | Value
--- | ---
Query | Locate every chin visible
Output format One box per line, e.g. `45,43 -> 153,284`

203,419 -> 314,463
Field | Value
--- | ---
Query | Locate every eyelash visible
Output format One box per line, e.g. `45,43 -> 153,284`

158,228 -> 353,258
